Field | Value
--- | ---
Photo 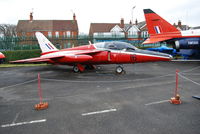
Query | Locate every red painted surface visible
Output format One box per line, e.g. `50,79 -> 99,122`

143,9 -> 200,45
10,32 -> 172,73
38,73 -> 42,103
143,9 -> 181,44
175,69 -> 179,96
11,43 -> 171,65
61,44 -> 95,51
53,50 -> 170,65
144,12 -> 181,35
41,45 -> 95,55
77,64 -> 85,72
0,52 -> 5,59
56,55 -> 93,63
136,54 -> 170,63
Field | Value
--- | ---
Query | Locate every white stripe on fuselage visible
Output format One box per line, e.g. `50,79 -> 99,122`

181,29 -> 200,37
106,49 -> 170,59
92,44 -> 169,58
41,49 -> 169,59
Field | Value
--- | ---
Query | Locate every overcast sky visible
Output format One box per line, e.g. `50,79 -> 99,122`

0,0 -> 199,33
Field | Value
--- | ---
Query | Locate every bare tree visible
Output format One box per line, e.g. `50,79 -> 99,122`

0,24 -> 17,37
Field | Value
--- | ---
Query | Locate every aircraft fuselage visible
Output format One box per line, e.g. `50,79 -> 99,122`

41,42 -> 172,65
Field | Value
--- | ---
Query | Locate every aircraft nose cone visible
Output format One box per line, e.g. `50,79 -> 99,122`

150,51 -> 173,60
169,55 -> 173,60
135,49 -> 173,61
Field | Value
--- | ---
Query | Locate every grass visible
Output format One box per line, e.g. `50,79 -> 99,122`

0,63 -> 48,68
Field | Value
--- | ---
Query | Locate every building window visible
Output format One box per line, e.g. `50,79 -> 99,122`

55,31 -> 59,38
98,33 -> 104,37
48,32 -> 52,38
64,43 -> 67,48
111,32 -> 117,37
71,32 -> 74,37
22,32 -> 26,37
142,31 -> 149,38
66,31 -> 70,38
67,42 -> 71,48
63,32 -> 66,37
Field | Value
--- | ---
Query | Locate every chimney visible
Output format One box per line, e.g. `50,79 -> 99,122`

178,20 -> 181,27
120,18 -> 124,28
73,13 -> 76,20
30,12 -> 33,21
129,20 -> 132,24
135,19 -> 138,25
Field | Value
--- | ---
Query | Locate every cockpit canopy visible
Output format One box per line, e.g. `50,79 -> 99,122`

94,41 -> 137,51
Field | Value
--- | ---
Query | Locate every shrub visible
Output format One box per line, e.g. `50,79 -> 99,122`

2,50 -> 41,63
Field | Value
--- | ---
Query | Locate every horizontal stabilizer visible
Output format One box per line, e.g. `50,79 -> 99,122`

143,37 -> 173,44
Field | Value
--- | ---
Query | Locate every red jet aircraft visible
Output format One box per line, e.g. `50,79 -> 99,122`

11,32 -> 172,73
0,52 -> 5,64
143,9 -> 200,51
0,52 -> 5,58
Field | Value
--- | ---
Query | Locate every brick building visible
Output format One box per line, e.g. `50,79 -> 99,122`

89,18 -> 149,41
89,18 -> 191,42
16,12 -> 79,48
173,20 -> 190,31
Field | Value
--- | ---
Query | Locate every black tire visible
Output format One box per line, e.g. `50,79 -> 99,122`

73,66 -> 80,73
116,66 -> 124,74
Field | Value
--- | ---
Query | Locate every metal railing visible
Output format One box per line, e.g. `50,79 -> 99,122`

0,35 -> 150,51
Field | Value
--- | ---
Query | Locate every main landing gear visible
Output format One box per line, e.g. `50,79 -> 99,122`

73,64 -> 96,73
73,64 -> 85,73
73,64 -> 125,74
73,66 -> 80,73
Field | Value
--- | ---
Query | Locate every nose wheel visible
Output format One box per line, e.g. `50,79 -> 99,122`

116,66 -> 124,74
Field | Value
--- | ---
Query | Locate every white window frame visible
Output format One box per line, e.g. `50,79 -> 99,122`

48,32 -> 52,38
66,31 -> 70,38
55,31 -> 59,38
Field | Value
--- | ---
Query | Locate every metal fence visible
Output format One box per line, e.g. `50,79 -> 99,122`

0,35 -> 149,51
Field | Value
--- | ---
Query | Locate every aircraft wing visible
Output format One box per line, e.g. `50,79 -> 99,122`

72,49 -> 102,55
10,55 -> 65,63
10,50 -> 102,63
143,37 -> 173,44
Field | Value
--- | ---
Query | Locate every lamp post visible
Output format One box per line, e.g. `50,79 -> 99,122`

131,6 -> 136,23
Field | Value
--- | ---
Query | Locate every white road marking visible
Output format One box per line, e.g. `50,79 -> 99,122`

1,119 -> 46,128
82,108 -> 117,116
145,100 -> 169,106
12,112 -> 20,124
0,79 -> 37,89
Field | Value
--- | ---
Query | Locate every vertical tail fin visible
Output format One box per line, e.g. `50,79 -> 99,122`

35,32 -> 58,53
143,9 -> 179,35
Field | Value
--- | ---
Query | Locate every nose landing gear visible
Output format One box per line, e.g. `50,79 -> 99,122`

115,65 -> 125,74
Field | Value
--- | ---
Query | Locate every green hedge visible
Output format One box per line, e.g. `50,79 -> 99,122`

2,50 -> 41,63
